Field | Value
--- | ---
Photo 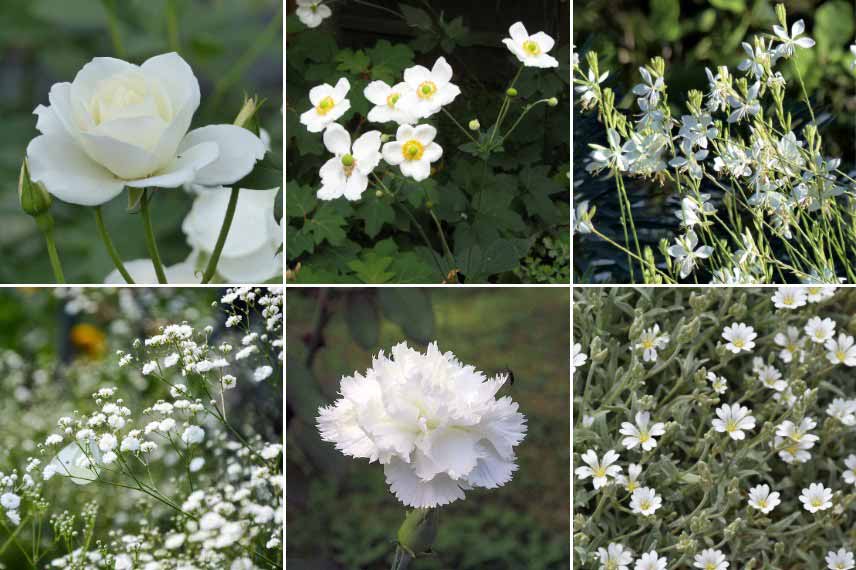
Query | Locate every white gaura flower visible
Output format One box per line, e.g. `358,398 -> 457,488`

26,53 -> 265,206
598,543 -> 633,570
774,326 -> 805,363
501,22 -> 559,68
843,455 -> 856,486
747,483 -> 781,513
575,68 -> 609,108
295,0 -> 331,28
572,343 -> 588,375
721,322 -> 757,353
634,325 -> 669,362
317,124 -> 381,201
619,412 -> 666,451
805,316 -> 836,343
629,487 -> 662,516
825,333 -> 856,366
668,230 -> 713,278
773,19 -> 815,58
771,286 -> 807,309
616,463 -> 643,492
575,449 -> 622,490
316,342 -> 526,508
399,57 -> 461,119
587,128 -> 627,173
799,482 -> 833,513
382,124 -> 442,182
363,80 -> 416,125
694,549 -> 728,570
707,372 -> 727,394
712,403 -> 755,440
756,363 -> 786,391
826,549 -> 855,570
300,77 -> 350,133
635,551 -> 668,570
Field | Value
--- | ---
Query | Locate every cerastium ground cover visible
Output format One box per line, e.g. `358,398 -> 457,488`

574,286 -> 855,569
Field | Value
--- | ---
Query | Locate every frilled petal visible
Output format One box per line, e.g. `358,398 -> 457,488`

317,399 -> 379,460
466,443 -> 517,489
126,141 -> 219,188
384,458 -> 466,508
178,125 -> 266,186
26,133 -> 125,207
414,428 -> 481,480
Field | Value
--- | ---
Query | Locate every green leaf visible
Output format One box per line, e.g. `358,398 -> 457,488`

367,40 -> 415,83
345,292 -> 380,348
455,237 -> 533,282
708,0 -> 745,13
390,252 -> 442,283
336,49 -> 371,74
357,196 -> 395,238
286,225 -> 315,259
815,1 -> 855,57
306,203 -> 348,246
398,3 -> 432,30
348,253 -> 395,283
519,166 -> 565,223
285,181 -> 317,219
378,289 -> 435,343
651,0 -> 681,41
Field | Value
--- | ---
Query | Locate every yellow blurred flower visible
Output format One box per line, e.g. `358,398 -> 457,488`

70,323 -> 106,359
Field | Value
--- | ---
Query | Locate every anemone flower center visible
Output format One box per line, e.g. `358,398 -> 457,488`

418,81 -> 437,99
523,40 -> 541,55
402,140 -> 425,161
316,96 -> 335,115
386,92 -> 401,108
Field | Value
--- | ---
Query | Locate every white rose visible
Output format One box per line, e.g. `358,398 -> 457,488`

26,53 -> 266,206
181,187 -> 282,283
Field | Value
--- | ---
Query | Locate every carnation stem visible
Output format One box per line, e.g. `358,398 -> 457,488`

392,508 -> 438,570
34,213 -> 65,283
201,187 -> 241,283
140,191 -> 168,284
93,206 -> 135,284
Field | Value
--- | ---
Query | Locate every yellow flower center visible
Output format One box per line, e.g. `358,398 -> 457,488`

401,140 -> 425,161
706,564 -> 716,570
757,499 -> 767,509
627,481 -> 638,492
641,339 -> 654,350
733,339 -> 745,348
638,431 -> 650,443
606,562 -> 618,570
593,466 -> 607,478
316,95 -> 335,115
523,40 -> 541,55
417,81 -> 437,99
386,92 -> 401,108
640,499 -> 651,511
811,498 -> 822,508
725,419 -> 738,433
836,350 -> 846,361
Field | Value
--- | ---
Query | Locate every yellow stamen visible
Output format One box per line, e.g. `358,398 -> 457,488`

417,81 -> 437,99
523,39 -> 541,55
386,92 -> 401,108
316,96 -> 335,115
401,140 -> 425,161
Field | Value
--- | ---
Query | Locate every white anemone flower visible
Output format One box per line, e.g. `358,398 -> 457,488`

295,0 -> 332,28
629,487 -> 662,516
381,124 -> 442,182
635,551 -> 668,570
619,412 -> 665,451
721,322 -> 757,353
399,57 -> 461,119
575,449 -> 622,490
26,53 -> 266,206
502,22 -> 559,68
598,543 -> 634,570
747,484 -> 781,513
826,549 -> 855,570
300,77 -> 351,133
712,403 -> 755,440
316,342 -> 526,509
317,123 -> 382,201
824,333 -> 856,366
773,19 -> 815,58
363,80 -> 416,125
694,549 -> 728,570
799,482 -> 833,513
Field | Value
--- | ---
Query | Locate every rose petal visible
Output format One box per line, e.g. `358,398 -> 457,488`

178,125 -> 266,186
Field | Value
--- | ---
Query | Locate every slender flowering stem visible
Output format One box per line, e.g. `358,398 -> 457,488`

201,188 -> 240,283
34,214 -> 65,283
93,206 -> 135,284
140,191 -> 168,284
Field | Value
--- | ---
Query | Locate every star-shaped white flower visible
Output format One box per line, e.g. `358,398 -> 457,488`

712,403 -> 755,440
629,487 -> 662,516
721,322 -> 757,353
575,449 -> 622,490
619,411 -> 665,451
799,482 -> 833,513
773,19 -> 815,58
502,22 -> 559,68
747,484 -> 780,514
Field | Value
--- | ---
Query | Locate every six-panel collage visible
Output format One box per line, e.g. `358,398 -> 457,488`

0,0 -> 853,569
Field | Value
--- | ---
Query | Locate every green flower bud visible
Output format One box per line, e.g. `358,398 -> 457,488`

468,119 -> 480,131
506,87 -> 518,97
547,97 -> 558,107
375,190 -> 384,198
233,95 -> 263,131
425,200 -> 434,209
381,134 -> 393,142
19,160 -> 52,217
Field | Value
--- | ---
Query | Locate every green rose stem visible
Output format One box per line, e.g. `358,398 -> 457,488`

19,161 -> 65,283
93,206 -> 135,284
165,0 -> 180,53
140,190 -> 168,284
200,188 -> 239,284
391,508 -> 439,570
36,214 -> 65,284
99,0 -> 125,58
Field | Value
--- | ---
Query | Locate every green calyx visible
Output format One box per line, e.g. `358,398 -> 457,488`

18,159 -> 52,217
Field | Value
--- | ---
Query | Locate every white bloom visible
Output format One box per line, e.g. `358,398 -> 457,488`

632,67 -> 665,107
773,19 -> 815,58
120,436 -> 140,452
635,551 -> 668,570
616,463 -> 643,492
382,124 -> 442,182
721,322 -> 757,353
771,286 -> 807,309
774,326 -> 805,363
45,434 -> 64,446
826,549 -> 855,570
575,449 -> 622,490
587,128 -> 627,173
572,343 -> 588,375
747,484 -> 780,513
694,549 -> 728,570
799,482 -> 833,513
825,333 -> 856,366
707,372 -> 727,394
26,53 -> 265,206
363,80 -> 416,125
668,230 -> 713,278
181,425 -> 205,445
189,457 -> 205,472
0,493 -> 21,511
399,57 -> 461,119
843,455 -> 856,486
575,68 -> 609,108
295,0 -> 331,28
826,398 -> 856,426
598,543 -> 633,570
98,433 -> 117,452
316,342 -> 526,508
634,325 -> 669,362
502,22 -> 559,68
805,316 -> 836,343
253,366 -> 274,382
712,403 -> 755,440
300,77 -> 350,133
629,487 -> 662,516
619,412 -> 666,451
756,363 -> 786,391
317,123 -> 381,201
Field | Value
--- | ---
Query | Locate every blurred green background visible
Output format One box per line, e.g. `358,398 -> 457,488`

0,0 -> 282,283
573,0 -> 856,282
286,288 -> 570,569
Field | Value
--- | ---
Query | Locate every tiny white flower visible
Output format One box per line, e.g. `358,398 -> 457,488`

572,343 -> 588,375
98,433 -> 117,452
382,124 -> 443,182
747,484 -> 781,513
629,486 -> 662,516
694,549 -> 728,570
825,333 -> 856,366
826,549 -> 855,570
502,22 -> 559,68
826,398 -> 856,426
721,322 -> 757,353
300,78 -> 351,133
712,403 -> 755,440
635,325 -> 669,362
575,68 -> 609,108
619,412 -> 666,451
707,372 -> 727,394
0,493 -> 21,511
317,124 -> 382,201
774,326 -> 805,363
757,363 -> 786,391
295,0 -> 332,29
799,482 -> 833,513
635,551 -> 667,570
598,543 -> 634,570
842,454 -> 856,486
616,463 -> 643,492
181,425 -> 205,445
253,365 -> 274,382
805,316 -> 836,343
575,449 -> 622,490
771,286 -> 807,309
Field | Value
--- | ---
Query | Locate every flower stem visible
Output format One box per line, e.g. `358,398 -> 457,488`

166,0 -> 180,53
34,214 -> 65,283
440,107 -> 478,145
201,188 -> 240,283
140,191 -> 167,284
100,0 -> 125,58
93,206 -> 135,284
